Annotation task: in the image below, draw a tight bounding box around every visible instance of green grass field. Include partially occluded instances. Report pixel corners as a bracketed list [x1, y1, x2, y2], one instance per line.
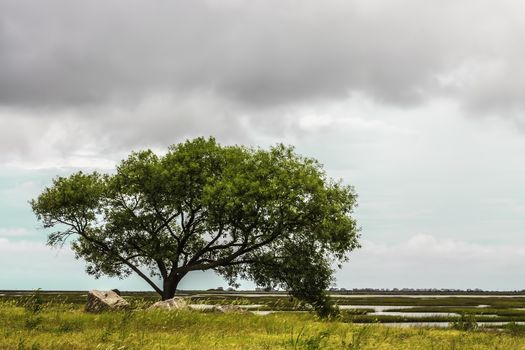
[3, 291, 525, 349]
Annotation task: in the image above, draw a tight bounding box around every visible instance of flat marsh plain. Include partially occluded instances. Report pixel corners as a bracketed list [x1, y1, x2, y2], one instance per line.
[3, 291, 525, 349]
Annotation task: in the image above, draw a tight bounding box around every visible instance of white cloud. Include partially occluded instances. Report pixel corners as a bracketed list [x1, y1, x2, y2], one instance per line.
[362, 234, 525, 262]
[338, 234, 525, 290]
[0, 238, 75, 289]
[0, 228, 33, 238]
[0, 238, 153, 290]
[0, 237, 231, 291]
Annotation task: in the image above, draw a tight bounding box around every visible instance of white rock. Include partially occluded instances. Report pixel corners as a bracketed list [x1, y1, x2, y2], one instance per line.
[212, 304, 249, 314]
[148, 297, 188, 311]
[85, 289, 130, 313]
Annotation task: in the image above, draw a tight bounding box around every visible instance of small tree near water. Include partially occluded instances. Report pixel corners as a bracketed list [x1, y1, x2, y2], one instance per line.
[31, 137, 360, 316]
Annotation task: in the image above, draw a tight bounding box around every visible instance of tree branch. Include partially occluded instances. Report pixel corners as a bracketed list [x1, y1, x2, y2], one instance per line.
[176, 230, 281, 274]
[70, 226, 163, 295]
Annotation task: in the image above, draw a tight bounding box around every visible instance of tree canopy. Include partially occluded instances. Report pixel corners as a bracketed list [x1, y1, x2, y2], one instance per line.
[31, 137, 360, 316]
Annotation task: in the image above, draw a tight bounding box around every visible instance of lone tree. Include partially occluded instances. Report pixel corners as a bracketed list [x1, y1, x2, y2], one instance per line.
[31, 137, 359, 316]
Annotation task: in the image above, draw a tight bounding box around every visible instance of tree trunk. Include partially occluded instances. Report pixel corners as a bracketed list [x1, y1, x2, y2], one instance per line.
[161, 275, 181, 300]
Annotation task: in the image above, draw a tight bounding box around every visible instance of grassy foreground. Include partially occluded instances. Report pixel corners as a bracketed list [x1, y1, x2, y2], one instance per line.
[3, 302, 525, 350]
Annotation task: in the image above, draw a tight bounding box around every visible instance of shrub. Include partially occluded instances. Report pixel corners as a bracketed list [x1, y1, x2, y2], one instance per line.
[21, 289, 44, 314]
[506, 322, 525, 336]
[450, 313, 478, 331]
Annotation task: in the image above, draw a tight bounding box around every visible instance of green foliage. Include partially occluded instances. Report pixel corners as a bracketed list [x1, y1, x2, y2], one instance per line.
[55, 321, 80, 333]
[343, 325, 372, 350]
[21, 289, 44, 314]
[24, 315, 43, 330]
[450, 313, 478, 331]
[304, 330, 330, 350]
[505, 322, 525, 337]
[289, 327, 330, 350]
[31, 137, 360, 315]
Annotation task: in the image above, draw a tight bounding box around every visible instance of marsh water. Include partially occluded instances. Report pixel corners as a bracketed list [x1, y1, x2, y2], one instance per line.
[250, 304, 497, 316]
[3, 291, 525, 329]
[381, 321, 525, 328]
[244, 298, 525, 328]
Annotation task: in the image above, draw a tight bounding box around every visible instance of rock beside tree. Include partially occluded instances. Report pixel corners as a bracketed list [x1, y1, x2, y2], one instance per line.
[211, 304, 249, 314]
[148, 297, 188, 311]
[147, 298, 248, 313]
[85, 290, 130, 313]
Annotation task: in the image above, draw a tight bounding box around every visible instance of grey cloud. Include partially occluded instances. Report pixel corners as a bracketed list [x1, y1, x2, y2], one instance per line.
[459, 58, 525, 122]
[1, 0, 510, 110]
[338, 234, 525, 290]
[2, 0, 525, 166]
[0, 91, 255, 165]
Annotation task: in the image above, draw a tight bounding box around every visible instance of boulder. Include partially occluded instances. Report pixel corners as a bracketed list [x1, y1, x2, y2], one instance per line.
[85, 289, 130, 313]
[212, 304, 249, 314]
[148, 297, 188, 311]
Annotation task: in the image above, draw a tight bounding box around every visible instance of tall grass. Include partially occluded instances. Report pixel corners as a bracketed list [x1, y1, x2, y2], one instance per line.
[2, 301, 525, 349]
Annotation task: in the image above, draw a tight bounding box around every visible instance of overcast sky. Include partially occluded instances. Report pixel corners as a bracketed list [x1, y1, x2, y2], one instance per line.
[2, 0, 525, 291]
